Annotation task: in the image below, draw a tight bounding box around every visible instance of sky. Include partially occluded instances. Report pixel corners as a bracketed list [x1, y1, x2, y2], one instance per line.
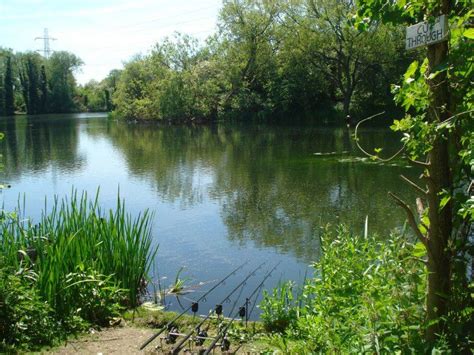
[0, 0, 222, 84]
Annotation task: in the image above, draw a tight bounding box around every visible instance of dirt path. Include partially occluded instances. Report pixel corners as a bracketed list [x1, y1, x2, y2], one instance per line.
[52, 326, 156, 354]
[50, 325, 264, 354]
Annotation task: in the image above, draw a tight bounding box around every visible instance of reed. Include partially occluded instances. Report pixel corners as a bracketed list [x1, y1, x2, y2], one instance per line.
[0, 190, 157, 320]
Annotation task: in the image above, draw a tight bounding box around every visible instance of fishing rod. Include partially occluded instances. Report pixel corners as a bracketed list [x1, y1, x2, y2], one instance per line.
[203, 262, 281, 355]
[140, 261, 248, 350]
[171, 261, 266, 354]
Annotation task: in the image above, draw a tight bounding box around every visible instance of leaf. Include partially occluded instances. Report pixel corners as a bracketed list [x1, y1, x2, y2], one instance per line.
[439, 195, 451, 210]
[404, 61, 418, 82]
[412, 242, 426, 258]
[463, 28, 474, 39]
[141, 302, 164, 312]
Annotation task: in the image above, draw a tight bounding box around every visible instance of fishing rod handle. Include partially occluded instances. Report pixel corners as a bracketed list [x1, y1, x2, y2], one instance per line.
[140, 261, 247, 350]
[171, 315, 208, 354]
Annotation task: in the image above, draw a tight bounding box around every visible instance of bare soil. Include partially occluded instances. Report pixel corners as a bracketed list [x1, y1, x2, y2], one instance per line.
[51, 325, 155, 354]
[49, 322, 267, 354]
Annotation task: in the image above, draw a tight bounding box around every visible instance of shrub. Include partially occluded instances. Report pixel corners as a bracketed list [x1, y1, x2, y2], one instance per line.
[261, 227, 426, 353]
[0, 264, 57, 351]
[62, 265, 126, 327]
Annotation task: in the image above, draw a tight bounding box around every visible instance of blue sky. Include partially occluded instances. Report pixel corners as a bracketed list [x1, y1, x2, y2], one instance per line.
[0, 0, 222, 83]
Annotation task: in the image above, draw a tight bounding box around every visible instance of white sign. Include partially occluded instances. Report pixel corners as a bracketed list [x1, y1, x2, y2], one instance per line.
[406, 15, 448, 50]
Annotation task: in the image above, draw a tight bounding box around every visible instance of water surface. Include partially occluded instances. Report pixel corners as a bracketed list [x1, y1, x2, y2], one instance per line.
[0, 113, 417, 318]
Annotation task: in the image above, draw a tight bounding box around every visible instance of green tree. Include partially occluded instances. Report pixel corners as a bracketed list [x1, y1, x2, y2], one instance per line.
[285, 0, 405, 116]
[78, 80, 107, 112]
[4, 56, 14, 116]
[47, 51, 83, 113]
[113, 55, 164, 120]
[218, 0, 280, 116]
[357, 0, 473, 347]
[39, 65, 48, 113]
[18, 53, 44, 114]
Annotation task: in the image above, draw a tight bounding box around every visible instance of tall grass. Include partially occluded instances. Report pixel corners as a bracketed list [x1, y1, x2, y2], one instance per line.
[0, 190, 157, 320]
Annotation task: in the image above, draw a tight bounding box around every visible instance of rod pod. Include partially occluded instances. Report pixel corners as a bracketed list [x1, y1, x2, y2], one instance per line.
[171, 262, 266, 354]
[140, 261, 248, 350]
[203, 262, 280, 355]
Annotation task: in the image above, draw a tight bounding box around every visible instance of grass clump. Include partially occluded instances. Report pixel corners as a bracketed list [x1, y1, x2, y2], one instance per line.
[260, 226, 426, 353]
[0, 191, 157, 351]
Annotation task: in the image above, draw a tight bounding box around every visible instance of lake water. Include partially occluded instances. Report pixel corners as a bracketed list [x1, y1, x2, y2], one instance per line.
[0, 113, 417, 318]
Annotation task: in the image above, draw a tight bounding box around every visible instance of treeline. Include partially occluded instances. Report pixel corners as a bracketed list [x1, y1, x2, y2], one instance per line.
[78, 69, 121, 112]
[0, 49, 117, 115]
[112, 0, 415, 122]
[0, 49, 80, 115]
[1, 0, 416, 120]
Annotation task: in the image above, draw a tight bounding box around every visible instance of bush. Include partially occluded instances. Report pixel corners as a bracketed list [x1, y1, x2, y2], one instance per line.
[261, 227, 426, 353]
[62, 266, 126, 327]
[0, 265, 57, 351]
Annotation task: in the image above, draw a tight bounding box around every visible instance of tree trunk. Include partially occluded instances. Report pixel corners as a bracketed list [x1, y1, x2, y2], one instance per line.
[342, 95, 350, 116]
[424, 0, 452, 343]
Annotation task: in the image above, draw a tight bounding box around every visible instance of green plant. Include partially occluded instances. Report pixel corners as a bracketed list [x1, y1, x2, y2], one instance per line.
[0, 263, 58, 352]
[1, 190, 156, 310]
[167, 267, 190, 295]
[356, 0, 473, 346]
[63, 265, 126, 326]
[261, 227, 426, 353]
[0, 190, 158, 350]
[260, 281, 299, 333]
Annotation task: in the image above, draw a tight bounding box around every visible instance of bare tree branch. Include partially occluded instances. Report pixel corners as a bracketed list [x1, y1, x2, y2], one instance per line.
[388, 192, 428, 246]
[436, 109, 474, 128]
[400, 174, 428, 195]
[415, 197, 429, 230]
[354, 111, 406, 162]
[408, 158, 430, 168]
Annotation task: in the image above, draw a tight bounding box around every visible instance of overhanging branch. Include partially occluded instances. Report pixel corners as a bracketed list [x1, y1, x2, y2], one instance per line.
[354, 111, 406, 162]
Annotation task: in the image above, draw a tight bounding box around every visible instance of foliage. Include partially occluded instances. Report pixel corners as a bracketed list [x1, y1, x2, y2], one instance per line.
[260, 281, 298, 333]
[0, 191, 158, 350]
[167, 266, 190, 295]
[77, 69, 121, 112]
[62, 266, 126, 327]
[356, 0, 473, 347]
[260, 227, 427, 353]
[0, 49, 83, 115]
[0, 262, 58, 352]
[3, 55, 14, 116]
[111, 0, 409, 122]
[286, 0, 408, 116]
[47, 51, 83, 113]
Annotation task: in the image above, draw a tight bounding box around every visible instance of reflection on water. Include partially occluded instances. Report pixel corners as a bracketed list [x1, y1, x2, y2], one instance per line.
[0, 113, 417, 317]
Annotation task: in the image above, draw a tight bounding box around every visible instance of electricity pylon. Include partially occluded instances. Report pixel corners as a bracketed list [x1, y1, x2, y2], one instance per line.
[35, 28, 57, 58]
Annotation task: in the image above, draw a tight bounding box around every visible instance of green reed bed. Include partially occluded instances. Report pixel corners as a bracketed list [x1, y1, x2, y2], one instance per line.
[0, 191, 157, 350]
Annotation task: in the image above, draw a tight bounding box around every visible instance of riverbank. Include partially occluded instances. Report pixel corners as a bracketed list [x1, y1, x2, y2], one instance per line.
[0, 191, 157, 353]
[50, 307, 270, 354]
